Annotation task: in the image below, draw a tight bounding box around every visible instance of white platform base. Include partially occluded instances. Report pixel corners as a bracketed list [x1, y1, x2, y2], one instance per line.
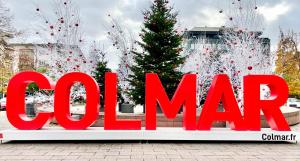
[0, 128, 299, 142]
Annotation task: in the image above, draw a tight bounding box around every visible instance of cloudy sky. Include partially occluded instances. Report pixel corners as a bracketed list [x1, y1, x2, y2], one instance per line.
[4, 0, 300, 69]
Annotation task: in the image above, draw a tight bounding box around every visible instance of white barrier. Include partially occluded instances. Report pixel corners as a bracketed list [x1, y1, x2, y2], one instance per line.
[0, 128, 299, 143]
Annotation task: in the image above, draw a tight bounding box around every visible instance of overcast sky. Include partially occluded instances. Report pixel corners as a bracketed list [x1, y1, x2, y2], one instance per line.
[4, 0, 300, 69]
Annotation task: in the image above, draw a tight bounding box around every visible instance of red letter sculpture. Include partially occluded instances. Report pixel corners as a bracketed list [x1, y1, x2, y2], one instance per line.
[104, 73, 141, 130]
[6, 72, 54, 130]
[145, 74, 197, 130]
[197, 75, 245, 131]
[244, 75, 290, 131]
[54, 72, 99, 130]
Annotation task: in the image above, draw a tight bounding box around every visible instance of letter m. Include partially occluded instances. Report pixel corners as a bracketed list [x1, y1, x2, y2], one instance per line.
[145, 74, 196, 130]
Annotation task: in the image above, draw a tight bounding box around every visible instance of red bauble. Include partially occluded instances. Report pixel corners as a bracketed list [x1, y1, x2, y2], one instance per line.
[50, 25, 54, 29]
[248, 66, 253, 71]
[75, 23, 79, 27]
[36, 8, 40, 12]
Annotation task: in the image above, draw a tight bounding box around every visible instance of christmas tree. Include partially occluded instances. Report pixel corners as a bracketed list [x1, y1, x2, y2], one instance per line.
[129, 0, 184, 105]
[91, 42, 112, 108]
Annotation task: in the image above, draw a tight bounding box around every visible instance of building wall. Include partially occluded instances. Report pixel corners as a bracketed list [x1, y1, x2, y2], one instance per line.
[185, 27, 271, 54]
[9, 43, 88, 75]
[9, 44, 36, 73]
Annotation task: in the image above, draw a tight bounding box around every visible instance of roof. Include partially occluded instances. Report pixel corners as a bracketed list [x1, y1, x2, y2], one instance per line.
[9, 43, 81, 49]
[186, 27, 264, 37]
[189, 27, 223, 32]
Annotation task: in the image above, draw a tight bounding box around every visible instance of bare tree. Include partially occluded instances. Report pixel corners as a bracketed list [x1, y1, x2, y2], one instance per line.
[106, 15, 137, 103]
[182, 0, 274, 108]
[0, 0, 15, 97]
[33, 0, 90, 105]
[219, 0, 274, 110]
[34, 0, 87, 80]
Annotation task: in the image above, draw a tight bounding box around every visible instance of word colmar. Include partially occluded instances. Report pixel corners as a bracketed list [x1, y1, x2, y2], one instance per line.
[6, 72, 291, 131]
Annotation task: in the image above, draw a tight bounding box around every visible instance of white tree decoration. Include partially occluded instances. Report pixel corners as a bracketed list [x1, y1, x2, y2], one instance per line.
[220, 0, 274, 108]
[106, 15, 136, 103]
[87, 41, 107, 73]
[33, 0, 89, 105]
[181, 39, 223, 106]
[222, 0, 262, 32]
[34, 0, 88, 81]
[182, 0, 274, 109]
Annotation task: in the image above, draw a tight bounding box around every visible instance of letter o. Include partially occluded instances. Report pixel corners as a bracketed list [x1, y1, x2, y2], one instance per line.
[54, 72, 100, 130]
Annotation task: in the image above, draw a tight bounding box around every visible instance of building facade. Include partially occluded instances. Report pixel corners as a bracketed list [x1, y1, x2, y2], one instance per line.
[8, 43, 87, 74]
[184, 27, 271, 54]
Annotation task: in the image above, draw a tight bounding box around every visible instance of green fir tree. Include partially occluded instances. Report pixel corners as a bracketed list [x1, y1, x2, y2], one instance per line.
[129, 0, 184, 105]
[93, 61, 111, 107]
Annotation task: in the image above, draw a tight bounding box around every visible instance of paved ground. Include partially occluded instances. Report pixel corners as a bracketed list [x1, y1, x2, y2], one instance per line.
[0, 112, 299, 161]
